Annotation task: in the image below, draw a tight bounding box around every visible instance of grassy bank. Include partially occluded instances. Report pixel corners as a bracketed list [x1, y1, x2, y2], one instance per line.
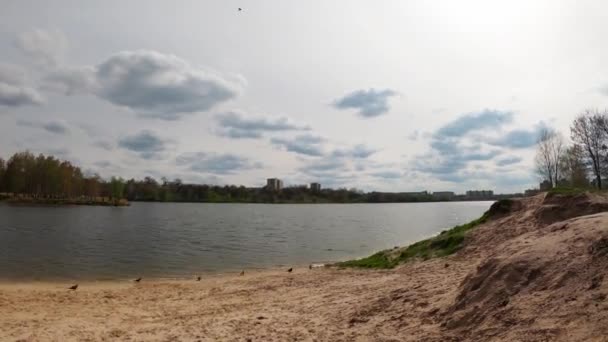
[338, 199, 513, 269]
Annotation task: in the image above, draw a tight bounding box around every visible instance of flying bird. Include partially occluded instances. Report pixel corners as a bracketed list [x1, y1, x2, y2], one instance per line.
[68, 284, 78, 290]
[238, 8, 242, 11]
[134, 277, 142, 283]
[287, 268, 293, 273]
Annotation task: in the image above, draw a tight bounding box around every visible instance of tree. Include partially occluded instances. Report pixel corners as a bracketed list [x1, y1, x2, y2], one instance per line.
[4, 151, 32, 193]
[84, 174, 101, 199]
[141, 176, 159, 200]
[571, 110, 608, 189]
[560, 144, 589, 188]
[599, 113, 608, 176]
[600, 113, 608, 135]
[535, 128, 564, 188]
[110, 177, 125, 201]
[0, 158, 5, 192]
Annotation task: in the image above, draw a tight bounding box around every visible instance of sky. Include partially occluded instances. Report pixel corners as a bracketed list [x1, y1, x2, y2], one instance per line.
[1, 0, 608, 193]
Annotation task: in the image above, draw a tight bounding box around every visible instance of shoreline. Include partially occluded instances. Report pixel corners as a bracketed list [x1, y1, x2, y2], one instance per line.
[0, 262, 336, 285]
[0, 266, 307, 287]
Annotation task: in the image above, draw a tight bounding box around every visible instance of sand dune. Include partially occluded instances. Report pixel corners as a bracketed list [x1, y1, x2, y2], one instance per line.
[1, 192, 608, 341]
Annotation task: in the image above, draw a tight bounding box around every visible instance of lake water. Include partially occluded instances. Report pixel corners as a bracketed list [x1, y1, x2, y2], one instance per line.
[0, 201, 491, 280]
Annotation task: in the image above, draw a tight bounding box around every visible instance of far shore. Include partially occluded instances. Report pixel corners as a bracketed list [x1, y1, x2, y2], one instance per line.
[0, 193, 129, 206]
[0, 196, 497, 206]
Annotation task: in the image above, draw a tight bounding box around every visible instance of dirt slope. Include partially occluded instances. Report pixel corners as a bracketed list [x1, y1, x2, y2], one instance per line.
[444, 212, 608, 341]
[345, 192, 608, 341]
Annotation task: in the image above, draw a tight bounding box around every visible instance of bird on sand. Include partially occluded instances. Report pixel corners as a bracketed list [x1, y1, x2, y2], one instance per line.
[240, 270, 245, 276]
[238, 8, 242, 11]
[309, 264, 312, 270]
[68, 284, 78, 290]
[287, 268, 293, 273]
[196, 276, 201, 281]
[134, 277, 142, 282]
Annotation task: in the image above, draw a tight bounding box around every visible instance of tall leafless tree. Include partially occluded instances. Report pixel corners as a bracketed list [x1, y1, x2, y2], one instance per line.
[535, 127, 564, 188]
[570, 109, 607, 189]
[559, 144, 589, 188]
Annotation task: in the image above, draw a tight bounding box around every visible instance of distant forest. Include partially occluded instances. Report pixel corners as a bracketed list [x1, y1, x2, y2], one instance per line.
[0, 151, 452, 204]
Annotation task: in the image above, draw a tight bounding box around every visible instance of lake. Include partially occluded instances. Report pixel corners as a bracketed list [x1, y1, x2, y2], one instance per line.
[0, 201, 491, 280]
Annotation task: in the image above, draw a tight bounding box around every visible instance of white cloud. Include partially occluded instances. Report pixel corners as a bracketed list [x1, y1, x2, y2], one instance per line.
[14, 28, 68, 67]
[333, 88, 397, 117]
[94, 50, 243, 119]
[16, 119, 70, 135]
[0, 83, 43, 107]
[331, 144, 377, 159]
[0, 63, 43, 107]
[42, 66, 97, 95]
[176, 152, 262, 175]
[37, 49, 244, 120]
[215, 111, 310, 139]
[271, 134, 325, 157]
[118, 130, 174, 159]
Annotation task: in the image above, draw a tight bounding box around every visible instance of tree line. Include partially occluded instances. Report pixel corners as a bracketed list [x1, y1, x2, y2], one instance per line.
[122, 178, 369, 203]
[0, 151, 125, 201]
[0, 151, 453, 204]
[536, 109, 608, 189]
[0, 151, 364, 203]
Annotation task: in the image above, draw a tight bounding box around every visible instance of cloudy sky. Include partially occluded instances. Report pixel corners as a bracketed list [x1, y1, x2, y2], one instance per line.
[1, 0, 608, 193]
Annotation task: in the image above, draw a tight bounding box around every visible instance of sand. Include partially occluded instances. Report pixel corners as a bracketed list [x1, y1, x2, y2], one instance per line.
[1, 192, 608, 341]
[0, 262, 468, 342]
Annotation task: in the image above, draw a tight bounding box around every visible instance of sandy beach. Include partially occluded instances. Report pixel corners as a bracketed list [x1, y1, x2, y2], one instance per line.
[2, 193, 608, 341]
[0, 260, 473, 342]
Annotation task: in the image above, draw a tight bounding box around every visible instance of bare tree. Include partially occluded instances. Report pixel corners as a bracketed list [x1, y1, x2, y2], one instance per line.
[535, 127, 564, 188]
[570, 109, 607, 189]
[559, 144, 589, 188]
[600, 113, 608, 182]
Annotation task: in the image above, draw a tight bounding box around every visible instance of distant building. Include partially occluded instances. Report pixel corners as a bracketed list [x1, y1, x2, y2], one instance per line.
[466, 190, 494, 199]
[403, 191, 428, 197]
[432, 191, 455, 199]
[266, 178, 283, 191]
[310, 182, 321, 192]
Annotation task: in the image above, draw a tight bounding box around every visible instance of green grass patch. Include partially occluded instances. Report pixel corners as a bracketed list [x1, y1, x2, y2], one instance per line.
[337, 251, 396, 269]
[337, 199, 513, 269]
